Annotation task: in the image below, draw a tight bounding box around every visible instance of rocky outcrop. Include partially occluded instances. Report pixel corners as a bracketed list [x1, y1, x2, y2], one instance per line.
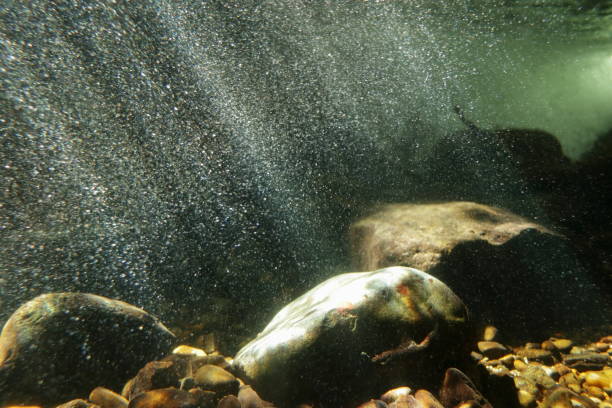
[0, 293, 175, 405]
[349, 201, 607, 336]
[233, 267, 470, 406]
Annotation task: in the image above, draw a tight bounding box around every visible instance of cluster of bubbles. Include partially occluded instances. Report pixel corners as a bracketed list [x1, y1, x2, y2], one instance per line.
[1, 0, 610, 324]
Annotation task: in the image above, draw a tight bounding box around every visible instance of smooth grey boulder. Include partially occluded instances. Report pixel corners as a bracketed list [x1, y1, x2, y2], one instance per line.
[233, 267, 469, 406]
[0, 293, 175, 405]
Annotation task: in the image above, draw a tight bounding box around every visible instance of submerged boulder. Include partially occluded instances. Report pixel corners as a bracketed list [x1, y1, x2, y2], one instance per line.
[233, 267, 469, 406]
[348, 201, 607, 336]
[0, 293, 175, 405]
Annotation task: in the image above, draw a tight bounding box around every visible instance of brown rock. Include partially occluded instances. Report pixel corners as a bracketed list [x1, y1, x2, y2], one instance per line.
[356, 400, 388, 408]
[380, 387, 412, 404]
[127, 388, 200, 408]
[551, 339, 573, 352]
[414, 390, 444, 408]
[122, 359, 183, 400]
[348, 201, 598, 335]
[439, 368, 492, 408]
[516, 348, 554, 365]
[89, 387, 128, 408]
[564, 353, 609, 371]
[56, 400, 99, 408]
[583, 368, 612, 392]
[237, 385, 275, 408]
[538, 387, 597, 408]
[217, 395, 241, 408]
[521, 366, 556, 389]
[194, 365, 239, 396]
[483, 326, 498, 342]
[478, 341, 510, 360]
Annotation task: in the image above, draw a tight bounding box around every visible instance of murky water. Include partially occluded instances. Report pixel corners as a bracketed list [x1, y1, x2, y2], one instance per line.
[1, 0, 611, 341]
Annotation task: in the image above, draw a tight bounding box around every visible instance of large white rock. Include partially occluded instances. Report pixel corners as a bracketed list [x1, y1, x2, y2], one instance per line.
[233, 266, 469, 406]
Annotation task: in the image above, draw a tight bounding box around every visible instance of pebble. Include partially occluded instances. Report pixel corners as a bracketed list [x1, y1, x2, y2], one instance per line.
[521, 365, 557, 389]
[582, 368, 612, 392]
[564, 353, 609, 371]
[380, 387, 412, 404]
[414, 390, 444, 408]
[483, 326, 498, 342]
[56, 401, 97, 408]
[551, 339, 574, 352]
[217, 395, 241, 408]
[517, 388, 536, 408]
[357, 400, 388, 408]
[470, 351, 484, 361]
[194, 364, 239, 396]
[516, 348, 554, 365]
[514, 359, 528, 370]
[477, 341, 510, 359]
[173, 345, 207, 357]
[127, 388, 201, 408]
[237, 385, 274, 408]
[89, 387, 128, 408]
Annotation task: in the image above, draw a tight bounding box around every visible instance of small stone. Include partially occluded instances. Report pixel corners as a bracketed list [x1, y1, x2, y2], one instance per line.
[122, 360, 182, 400]
[127, 388, 200, 408]
[414, 390, 444, 408]
[525, 343, 540, 350]
[553, 363, 571, 377]
[514, 360, 528, 371]
[583, 368, 612, 392]
[380, 387, 412, 404]
[477, 341, 509, 360]
[56, 401, 98, 408]
[521, 366, 556, 389]
[194, 364, 239, 396]
[599, 336, 612, 344]
[483, 326, 498, 342]
[564, 353, 608, 371]
[583, 385, 606, 400]
[516, 348, 554, 365]
[187, 389, 216, 408]
[173, 345, 207, 357]
[356, 400, 388, 408]
[542, 340, 557, 351]
[470, 351, 484, 361]
[89, 387, 128, 408]
[499, 354, 515, 368]
[237, 385, 275, 408]
[517, 389, 536, 408]
[551, 339, 573, 352]
[590, 343, 610, 353]
[216, 395, 241, 408]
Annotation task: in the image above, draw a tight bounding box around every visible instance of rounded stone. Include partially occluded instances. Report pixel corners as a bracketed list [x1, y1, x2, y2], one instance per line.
[483, 326, 498, 342]
[0, 293, 175, 406]
[516, 348, 554, 365]
[517, 389, 536, 408]
[127, 388, 200, 408]
[380, 387, 412, 404]
[233, 267, 468, 406]
[89, 387, 128, 408]
[216, 395, 241, 408]
[551, 339, 573, 352]
[583, 368, 612, 392]
[173, 345, 207, 357]
[194, 364, 239, 396]
[477, 341, 510, 360]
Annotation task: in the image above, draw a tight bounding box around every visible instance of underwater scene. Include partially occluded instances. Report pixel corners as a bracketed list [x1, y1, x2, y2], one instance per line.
[1, 0, 611, 407]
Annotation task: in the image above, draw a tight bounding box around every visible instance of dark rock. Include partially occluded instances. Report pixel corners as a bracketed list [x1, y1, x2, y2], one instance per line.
[516, 348, 555, 365]
[56, 399, 100, 408]
[348, 201, 606, 336]
[564, 352, 609, 371]
[127, 388, 200, 408]
[0, 293, 175, 406]
[477, 341, 509, 360]
[233, 267, 469, 407]
[122, 359, 184, 400]
[194, 364, 239, 396]
[439, 368, 492, 408]
[217, 395, 241, 408]
[89, 387, 128, 408]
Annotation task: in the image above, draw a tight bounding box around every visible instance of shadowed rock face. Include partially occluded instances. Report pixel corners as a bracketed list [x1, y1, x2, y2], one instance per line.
[0, 293, 175, 406]
[233, 267, 470, 407]
[348, 201, 609, 337]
